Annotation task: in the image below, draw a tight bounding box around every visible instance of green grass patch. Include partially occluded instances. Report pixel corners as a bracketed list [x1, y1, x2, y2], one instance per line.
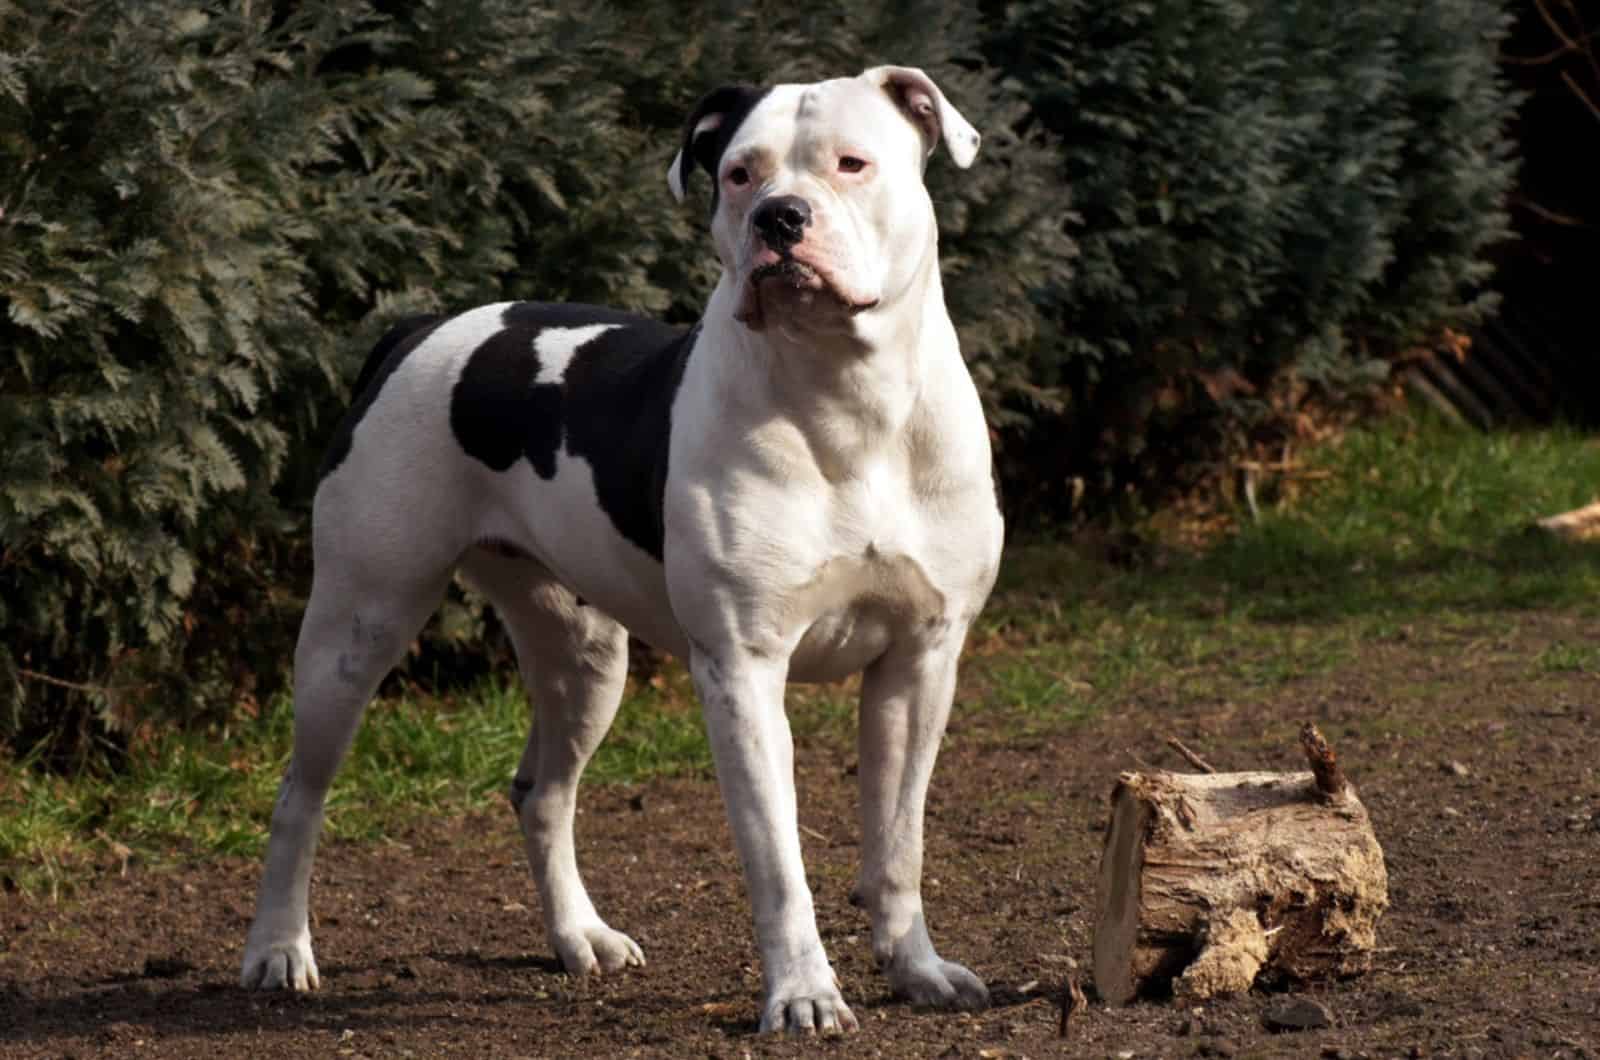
[1535, 641, 1600, 674]
[5, 414, 1598, 893]
[1199, 417, 1600, 619]
[960, 415, 1600, 726]
[0, 676, 723, 896]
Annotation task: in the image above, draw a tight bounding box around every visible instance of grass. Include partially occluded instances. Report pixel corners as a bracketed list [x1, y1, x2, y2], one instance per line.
[4, 414, 1598, 894]
[0, 677, 716, 898]
[967, 416, 1600, 723]
[1535, 641, 1600, 673]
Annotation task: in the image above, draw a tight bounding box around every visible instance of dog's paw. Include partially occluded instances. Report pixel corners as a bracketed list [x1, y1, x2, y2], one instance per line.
[553, 921, 645, 976]
[240, 934, 320, 992]
[759, 989, 859, 1035]
[888, 954, 989, 1011]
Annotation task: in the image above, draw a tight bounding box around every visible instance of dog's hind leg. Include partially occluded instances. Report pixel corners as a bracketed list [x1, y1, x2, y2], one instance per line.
[240, 546, 453, 991]
[460, 551, 644, 976]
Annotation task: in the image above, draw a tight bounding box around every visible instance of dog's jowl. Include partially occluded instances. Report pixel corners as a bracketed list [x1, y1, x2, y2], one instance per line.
[241, 65, 1003, 1035]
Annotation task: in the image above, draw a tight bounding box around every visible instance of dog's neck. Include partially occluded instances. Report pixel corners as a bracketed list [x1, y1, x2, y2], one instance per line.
[702, 250, 950, 480]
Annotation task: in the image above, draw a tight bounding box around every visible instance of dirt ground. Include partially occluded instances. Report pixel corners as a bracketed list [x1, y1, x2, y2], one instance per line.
[3, 611, 1598, 1058]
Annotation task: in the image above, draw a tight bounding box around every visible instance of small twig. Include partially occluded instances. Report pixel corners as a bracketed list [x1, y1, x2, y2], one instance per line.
[1236, 459, 1334, 479]
[16, 667, 106, 696]
[1299, 722, 1347, 799]
[1560, 69, 1600, 124]
[1241, 465, 1260, 523]
[1512, 194, 1593, 228]
[1535, 0, 1586, 55]
[798, 824, 831, 845]
[1503, 42, 1580, 66]
[1166, 736, 1217, 774]
[1058, 973, 1086, 1038]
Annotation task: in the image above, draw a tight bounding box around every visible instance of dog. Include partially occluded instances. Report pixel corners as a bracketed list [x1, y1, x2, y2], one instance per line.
[240, 65, 1003, 1035]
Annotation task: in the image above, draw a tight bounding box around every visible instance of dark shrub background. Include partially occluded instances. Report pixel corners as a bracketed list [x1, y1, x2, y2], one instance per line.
[0, 0, 1514, 758]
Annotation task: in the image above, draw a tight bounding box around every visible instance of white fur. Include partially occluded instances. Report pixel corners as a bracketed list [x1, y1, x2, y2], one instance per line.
[241, 67, 1001, 1037]
[534, 323, 619, 384]
[860, 66, 981, 169]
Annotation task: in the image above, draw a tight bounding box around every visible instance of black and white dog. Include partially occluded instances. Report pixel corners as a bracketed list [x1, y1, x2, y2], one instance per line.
[241, 65, 1003, 1035]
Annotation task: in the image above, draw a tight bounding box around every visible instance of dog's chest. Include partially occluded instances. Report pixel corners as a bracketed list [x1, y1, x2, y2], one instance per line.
[751, 466, 996, 683]
[785, 543, 948, 681]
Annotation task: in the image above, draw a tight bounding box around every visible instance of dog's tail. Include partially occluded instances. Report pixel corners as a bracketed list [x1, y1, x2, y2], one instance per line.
[349, 314, 443, 402]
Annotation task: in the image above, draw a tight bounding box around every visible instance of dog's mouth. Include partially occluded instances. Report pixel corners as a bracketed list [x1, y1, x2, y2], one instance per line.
[751, 258, 823, 290]
[736, 253, 878, 332]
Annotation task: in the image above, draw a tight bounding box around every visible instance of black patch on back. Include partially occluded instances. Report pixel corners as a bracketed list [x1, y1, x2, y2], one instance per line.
[449, 303, 698, 561]
[563, 320, 699, 561]
[450, 317, 562, 476]
[676, 83, 772, 215]
[319, 314, 444, 480]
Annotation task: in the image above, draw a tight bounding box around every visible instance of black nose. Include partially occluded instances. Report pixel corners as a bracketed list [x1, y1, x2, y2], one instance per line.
[752, 195, 812, 250]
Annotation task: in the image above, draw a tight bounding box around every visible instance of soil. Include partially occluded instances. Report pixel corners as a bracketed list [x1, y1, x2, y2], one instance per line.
[3, 611, 1598, 1058]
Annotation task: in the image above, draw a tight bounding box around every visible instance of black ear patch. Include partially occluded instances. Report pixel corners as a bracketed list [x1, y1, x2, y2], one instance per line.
[675, 83, 771, 204]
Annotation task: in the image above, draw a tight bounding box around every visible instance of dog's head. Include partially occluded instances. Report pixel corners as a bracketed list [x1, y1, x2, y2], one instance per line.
[667, 67, 979, 335]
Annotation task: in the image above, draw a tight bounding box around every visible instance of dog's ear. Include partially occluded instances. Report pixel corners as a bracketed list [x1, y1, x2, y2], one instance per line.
[667, 83, 771, 203]
[861, 66, 980, 169]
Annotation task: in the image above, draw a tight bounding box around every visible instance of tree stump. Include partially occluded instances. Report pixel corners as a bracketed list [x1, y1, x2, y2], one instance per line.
[1092, 726, 1388, 1003]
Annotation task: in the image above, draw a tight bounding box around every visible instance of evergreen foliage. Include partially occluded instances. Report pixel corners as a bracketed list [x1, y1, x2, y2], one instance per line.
[0, 0, 1515, 758]
[987, 0, 1515, 515]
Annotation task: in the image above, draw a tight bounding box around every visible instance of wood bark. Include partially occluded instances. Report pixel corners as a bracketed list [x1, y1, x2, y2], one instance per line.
[1536, 500, 1600, 542]
[1092, 766, 1388, 1004]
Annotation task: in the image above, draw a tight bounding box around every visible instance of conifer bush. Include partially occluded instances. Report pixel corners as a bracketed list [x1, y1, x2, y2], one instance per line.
[986, 0, 1515, 516]
[0, 0, 681, 754]
[0, 0, 1514, 758]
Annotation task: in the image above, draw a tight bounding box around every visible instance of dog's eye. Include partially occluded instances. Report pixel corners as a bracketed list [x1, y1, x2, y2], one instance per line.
[726, 166, 750, 186]
[838, 156, 868, 174]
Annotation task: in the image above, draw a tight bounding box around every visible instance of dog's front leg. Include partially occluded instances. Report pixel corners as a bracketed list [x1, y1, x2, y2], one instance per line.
[691, 646, 858, 1035]
[856, 630, 989, 1010]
